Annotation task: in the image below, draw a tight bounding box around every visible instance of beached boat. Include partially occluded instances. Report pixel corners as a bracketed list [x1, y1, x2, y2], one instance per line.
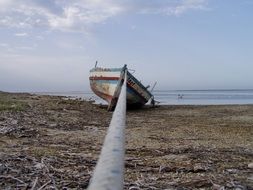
[89, 64, 154, 110]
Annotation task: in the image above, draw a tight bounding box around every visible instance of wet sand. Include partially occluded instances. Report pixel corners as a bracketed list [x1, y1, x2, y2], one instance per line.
[0, 92, 252, 189]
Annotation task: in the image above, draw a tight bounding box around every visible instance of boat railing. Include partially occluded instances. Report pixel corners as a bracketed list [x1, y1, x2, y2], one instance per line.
[88, 71, 127, 190]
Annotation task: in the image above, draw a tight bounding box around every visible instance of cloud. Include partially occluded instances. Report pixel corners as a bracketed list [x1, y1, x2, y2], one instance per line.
[0, 0, 13, 11]
[170, 0, 209, 15]
[14, 32, 28, 37]
[46, 1, 123, 32]
[138, 0, 208, 16]
[0, 43, 9, 47]
[0, 0, 208, 32]
[16, 46, 36, 50]
[0, 0, 124, 32]
[35, 35, 44, 40]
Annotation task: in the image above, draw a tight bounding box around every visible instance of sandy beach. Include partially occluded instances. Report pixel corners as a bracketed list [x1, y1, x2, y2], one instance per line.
[0, 92, 252, 189]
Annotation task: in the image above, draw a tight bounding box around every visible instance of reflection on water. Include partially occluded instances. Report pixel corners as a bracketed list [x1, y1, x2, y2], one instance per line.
[36, 89, 253, 105]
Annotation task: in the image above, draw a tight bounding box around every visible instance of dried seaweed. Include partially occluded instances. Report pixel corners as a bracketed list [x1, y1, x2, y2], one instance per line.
[0, 92, 252, 189]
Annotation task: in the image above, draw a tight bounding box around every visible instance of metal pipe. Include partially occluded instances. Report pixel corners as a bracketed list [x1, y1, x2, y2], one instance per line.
[88, 70, 127, 190]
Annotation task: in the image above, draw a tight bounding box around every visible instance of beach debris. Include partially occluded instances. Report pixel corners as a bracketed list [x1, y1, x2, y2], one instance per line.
[0, 92, 252, 189]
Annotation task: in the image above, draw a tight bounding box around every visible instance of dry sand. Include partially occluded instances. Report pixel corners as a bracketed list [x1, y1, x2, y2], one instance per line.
[0, 92, 252, 189]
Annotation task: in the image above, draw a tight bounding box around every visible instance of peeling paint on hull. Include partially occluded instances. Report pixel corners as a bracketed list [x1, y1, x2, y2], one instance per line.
[89, 65, 153, 111]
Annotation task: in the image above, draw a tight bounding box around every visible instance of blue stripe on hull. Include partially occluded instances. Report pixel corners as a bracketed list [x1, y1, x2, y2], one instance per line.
[92, 80, 118, 85]
[90, 68, 122, 72]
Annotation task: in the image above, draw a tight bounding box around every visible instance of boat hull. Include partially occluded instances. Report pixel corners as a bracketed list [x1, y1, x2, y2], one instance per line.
[89, 65, 153, 110]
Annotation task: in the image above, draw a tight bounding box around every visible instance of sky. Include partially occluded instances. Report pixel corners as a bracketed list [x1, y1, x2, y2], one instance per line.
[0, 0, 253, 92]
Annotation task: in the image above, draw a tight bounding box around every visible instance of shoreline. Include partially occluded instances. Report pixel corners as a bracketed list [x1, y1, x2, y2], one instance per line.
[5, 89, 253, 106]
[0, 92, 252, 189]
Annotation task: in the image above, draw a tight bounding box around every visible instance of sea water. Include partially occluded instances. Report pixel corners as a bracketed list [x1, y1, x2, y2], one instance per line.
[153, 89, 253, 105]
[38, 89, 253, 105]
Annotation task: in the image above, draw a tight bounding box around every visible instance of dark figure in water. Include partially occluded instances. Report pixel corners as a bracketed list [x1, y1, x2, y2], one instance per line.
[178, 94, 183, 99]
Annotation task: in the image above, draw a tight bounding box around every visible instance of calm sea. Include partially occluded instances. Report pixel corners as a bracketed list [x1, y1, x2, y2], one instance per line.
[37, 89, 253, 105]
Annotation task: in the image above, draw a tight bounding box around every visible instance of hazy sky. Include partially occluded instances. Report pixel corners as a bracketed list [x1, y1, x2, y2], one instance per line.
[0, 0, 252, 92]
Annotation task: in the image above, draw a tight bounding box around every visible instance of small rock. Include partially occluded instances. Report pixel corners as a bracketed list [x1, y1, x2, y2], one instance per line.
[248, 163, 253, 169]
[212, 183, 224, 190]
[11, 119, 18, 125]
[49, 123, 57, 127]
[234, 185, 245, 190]
[11, 104, 16, 108]
[193, 164, 207, 172]
[248, 175, 253, 182]
[0, 164, 6, 173]
[159, 166, 173, 173]
[34, 163, 46, 170]
[226, 168, 238, 174]
[39, 120, 47, 125]
[129, 186, 140, 190]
